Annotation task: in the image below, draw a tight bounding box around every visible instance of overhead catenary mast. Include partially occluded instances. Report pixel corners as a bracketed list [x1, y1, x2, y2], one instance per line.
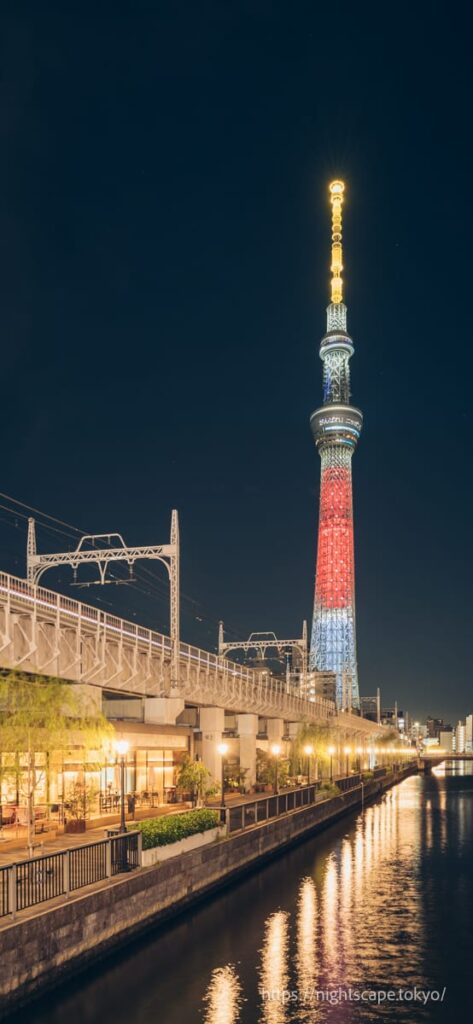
[309, 181, 363, 710]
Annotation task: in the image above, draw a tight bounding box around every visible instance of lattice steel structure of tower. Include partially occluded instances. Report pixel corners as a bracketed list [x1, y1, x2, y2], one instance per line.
[309, 181, 362, 710]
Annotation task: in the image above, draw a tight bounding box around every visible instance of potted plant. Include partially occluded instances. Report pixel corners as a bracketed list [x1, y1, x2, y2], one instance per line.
[64, 780, 98, 833]
[224, 763, 249, 794]
[175, 756, 218, 807]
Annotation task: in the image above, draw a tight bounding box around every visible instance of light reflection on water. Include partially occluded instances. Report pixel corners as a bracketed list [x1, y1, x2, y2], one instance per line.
[203, 966, 242, 1024]
[260, 912, 290, 1024]
[235, 777, 450, 1022]
[15, 770, 473, 1024]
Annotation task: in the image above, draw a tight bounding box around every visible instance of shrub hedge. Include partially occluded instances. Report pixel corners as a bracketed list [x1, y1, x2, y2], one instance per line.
[129, 808, 219, 850]
[318, 782, 341, 798]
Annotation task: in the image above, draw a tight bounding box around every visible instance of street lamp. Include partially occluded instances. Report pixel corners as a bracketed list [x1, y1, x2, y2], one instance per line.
[327, 745, 336, 782]
[303, 744, 314, 785]
[271, 744, 281, 795]
[344, 745, 352, 776]
[217, 742, 229, 822]
[115, 739, 129, 834]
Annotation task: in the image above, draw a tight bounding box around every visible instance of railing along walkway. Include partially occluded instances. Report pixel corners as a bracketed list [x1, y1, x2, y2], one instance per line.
[224, 765, 417, 834]
[226, 774, 363, 833]
[0, 831, 141, 921]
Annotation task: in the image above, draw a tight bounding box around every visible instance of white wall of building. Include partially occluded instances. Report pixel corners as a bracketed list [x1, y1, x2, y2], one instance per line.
[465, 714, 473, 752]
[456, 721, 465, 754]
[439, 731, 453, 753]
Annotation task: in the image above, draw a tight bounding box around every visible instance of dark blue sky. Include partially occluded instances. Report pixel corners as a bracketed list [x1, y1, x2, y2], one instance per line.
[0, 3, 471, 722]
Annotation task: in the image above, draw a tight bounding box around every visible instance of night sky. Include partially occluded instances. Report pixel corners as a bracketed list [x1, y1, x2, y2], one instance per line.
[0, 4, 471, 723]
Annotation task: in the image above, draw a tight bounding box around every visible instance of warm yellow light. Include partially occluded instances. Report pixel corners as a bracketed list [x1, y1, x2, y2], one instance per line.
[344, 745, 352, 755]
[329, 179, 345, 304]
[115, 739, 129, 757]
[327, 745, 336, 756]
[303, 744, 314, 756]
[356, 746, 363, 755]
[271, 743, 281, 757]
[217, 742, 229, 756]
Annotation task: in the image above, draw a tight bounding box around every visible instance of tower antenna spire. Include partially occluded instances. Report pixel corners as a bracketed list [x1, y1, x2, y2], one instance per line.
[329, 180, 344, 305]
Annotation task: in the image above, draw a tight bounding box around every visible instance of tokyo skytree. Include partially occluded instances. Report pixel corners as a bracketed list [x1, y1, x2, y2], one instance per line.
[309, 181, 362, 710]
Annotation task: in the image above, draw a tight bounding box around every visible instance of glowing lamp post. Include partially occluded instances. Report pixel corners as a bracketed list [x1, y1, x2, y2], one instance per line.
[303, 744, 314, 786]
[271, 744, 281, 795]
[344, 745, 352, 776]
[217, 742, 229, 822]
[356, 746, 363, 772]
[115, 739, 129, 834]
[327, 745, 336, 782]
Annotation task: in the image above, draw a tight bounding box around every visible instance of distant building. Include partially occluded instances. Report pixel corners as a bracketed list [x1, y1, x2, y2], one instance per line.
[381, 707, 406, 732]
[466, 714, 473, 752]
[361, 694, 380, 723]
[409, 721, 426, 743]
[302, 671, 337, 705]
[426, 716, 444, 739]
[456, 721, 466, 754]
[397, 711, 408, 735]
[439, 730, 454, 753]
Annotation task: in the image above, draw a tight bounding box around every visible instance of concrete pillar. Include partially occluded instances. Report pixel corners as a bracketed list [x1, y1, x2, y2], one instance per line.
[267, 718, 284, 746]
[237, 714, 259, 791]
[144, 698, 185, 725]
[200, 706, 225, 784]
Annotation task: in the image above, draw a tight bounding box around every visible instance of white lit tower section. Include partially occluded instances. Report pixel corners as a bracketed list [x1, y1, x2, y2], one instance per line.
[309, 181, 362, 710]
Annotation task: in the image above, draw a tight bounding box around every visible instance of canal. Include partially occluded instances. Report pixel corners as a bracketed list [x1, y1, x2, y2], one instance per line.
[11, 766, 473, 1023]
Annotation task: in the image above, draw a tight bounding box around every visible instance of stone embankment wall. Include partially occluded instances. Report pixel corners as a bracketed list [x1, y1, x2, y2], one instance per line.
[0, 767, 415, 1015]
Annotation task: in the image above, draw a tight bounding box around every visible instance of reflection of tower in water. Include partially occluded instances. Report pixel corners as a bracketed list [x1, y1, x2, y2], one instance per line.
[296, 877, 319, 1005]
[259, 911, 290, 1024]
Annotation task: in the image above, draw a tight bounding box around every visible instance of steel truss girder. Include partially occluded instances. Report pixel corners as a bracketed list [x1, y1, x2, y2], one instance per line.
[26, 511, 180, 694]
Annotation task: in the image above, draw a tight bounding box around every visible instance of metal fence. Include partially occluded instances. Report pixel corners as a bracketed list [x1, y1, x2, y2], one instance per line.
[225, 765, 416, 835]
[0, 831, 141, 920]
[227, 783, 321, 834]
[336, 773, 362, 793]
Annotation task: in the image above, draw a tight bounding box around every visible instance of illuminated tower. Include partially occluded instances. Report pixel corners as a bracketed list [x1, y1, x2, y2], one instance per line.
[309, 181, 362, 710]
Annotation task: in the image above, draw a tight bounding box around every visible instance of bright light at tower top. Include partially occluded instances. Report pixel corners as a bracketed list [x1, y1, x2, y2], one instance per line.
[329, 179, 345, 305]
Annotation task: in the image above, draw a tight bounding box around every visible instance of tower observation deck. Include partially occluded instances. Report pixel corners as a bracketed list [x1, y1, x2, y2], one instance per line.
[309, 181, 362, 710]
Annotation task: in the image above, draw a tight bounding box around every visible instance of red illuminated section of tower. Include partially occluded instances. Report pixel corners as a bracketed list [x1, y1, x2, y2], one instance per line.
[315, 465, 354, 608]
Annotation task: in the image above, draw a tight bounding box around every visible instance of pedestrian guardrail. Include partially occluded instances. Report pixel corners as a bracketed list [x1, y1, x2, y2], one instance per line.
[225, 764, 417, 835]
[336, 773, 362, 793]
[0, 831, 141, 920]
[226, 783, 320, 833]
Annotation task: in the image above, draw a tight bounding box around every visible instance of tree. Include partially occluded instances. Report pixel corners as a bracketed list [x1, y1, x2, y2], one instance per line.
[291, 721, 339, 779]
[0, 672, 113, 853]
[175, 756, 218, 807]
[256, 748, 290, 790]
[64, 780, 100, 822]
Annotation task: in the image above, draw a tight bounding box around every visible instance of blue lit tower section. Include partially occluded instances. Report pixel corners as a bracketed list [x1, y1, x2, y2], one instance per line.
[309, 181, 362, 710]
